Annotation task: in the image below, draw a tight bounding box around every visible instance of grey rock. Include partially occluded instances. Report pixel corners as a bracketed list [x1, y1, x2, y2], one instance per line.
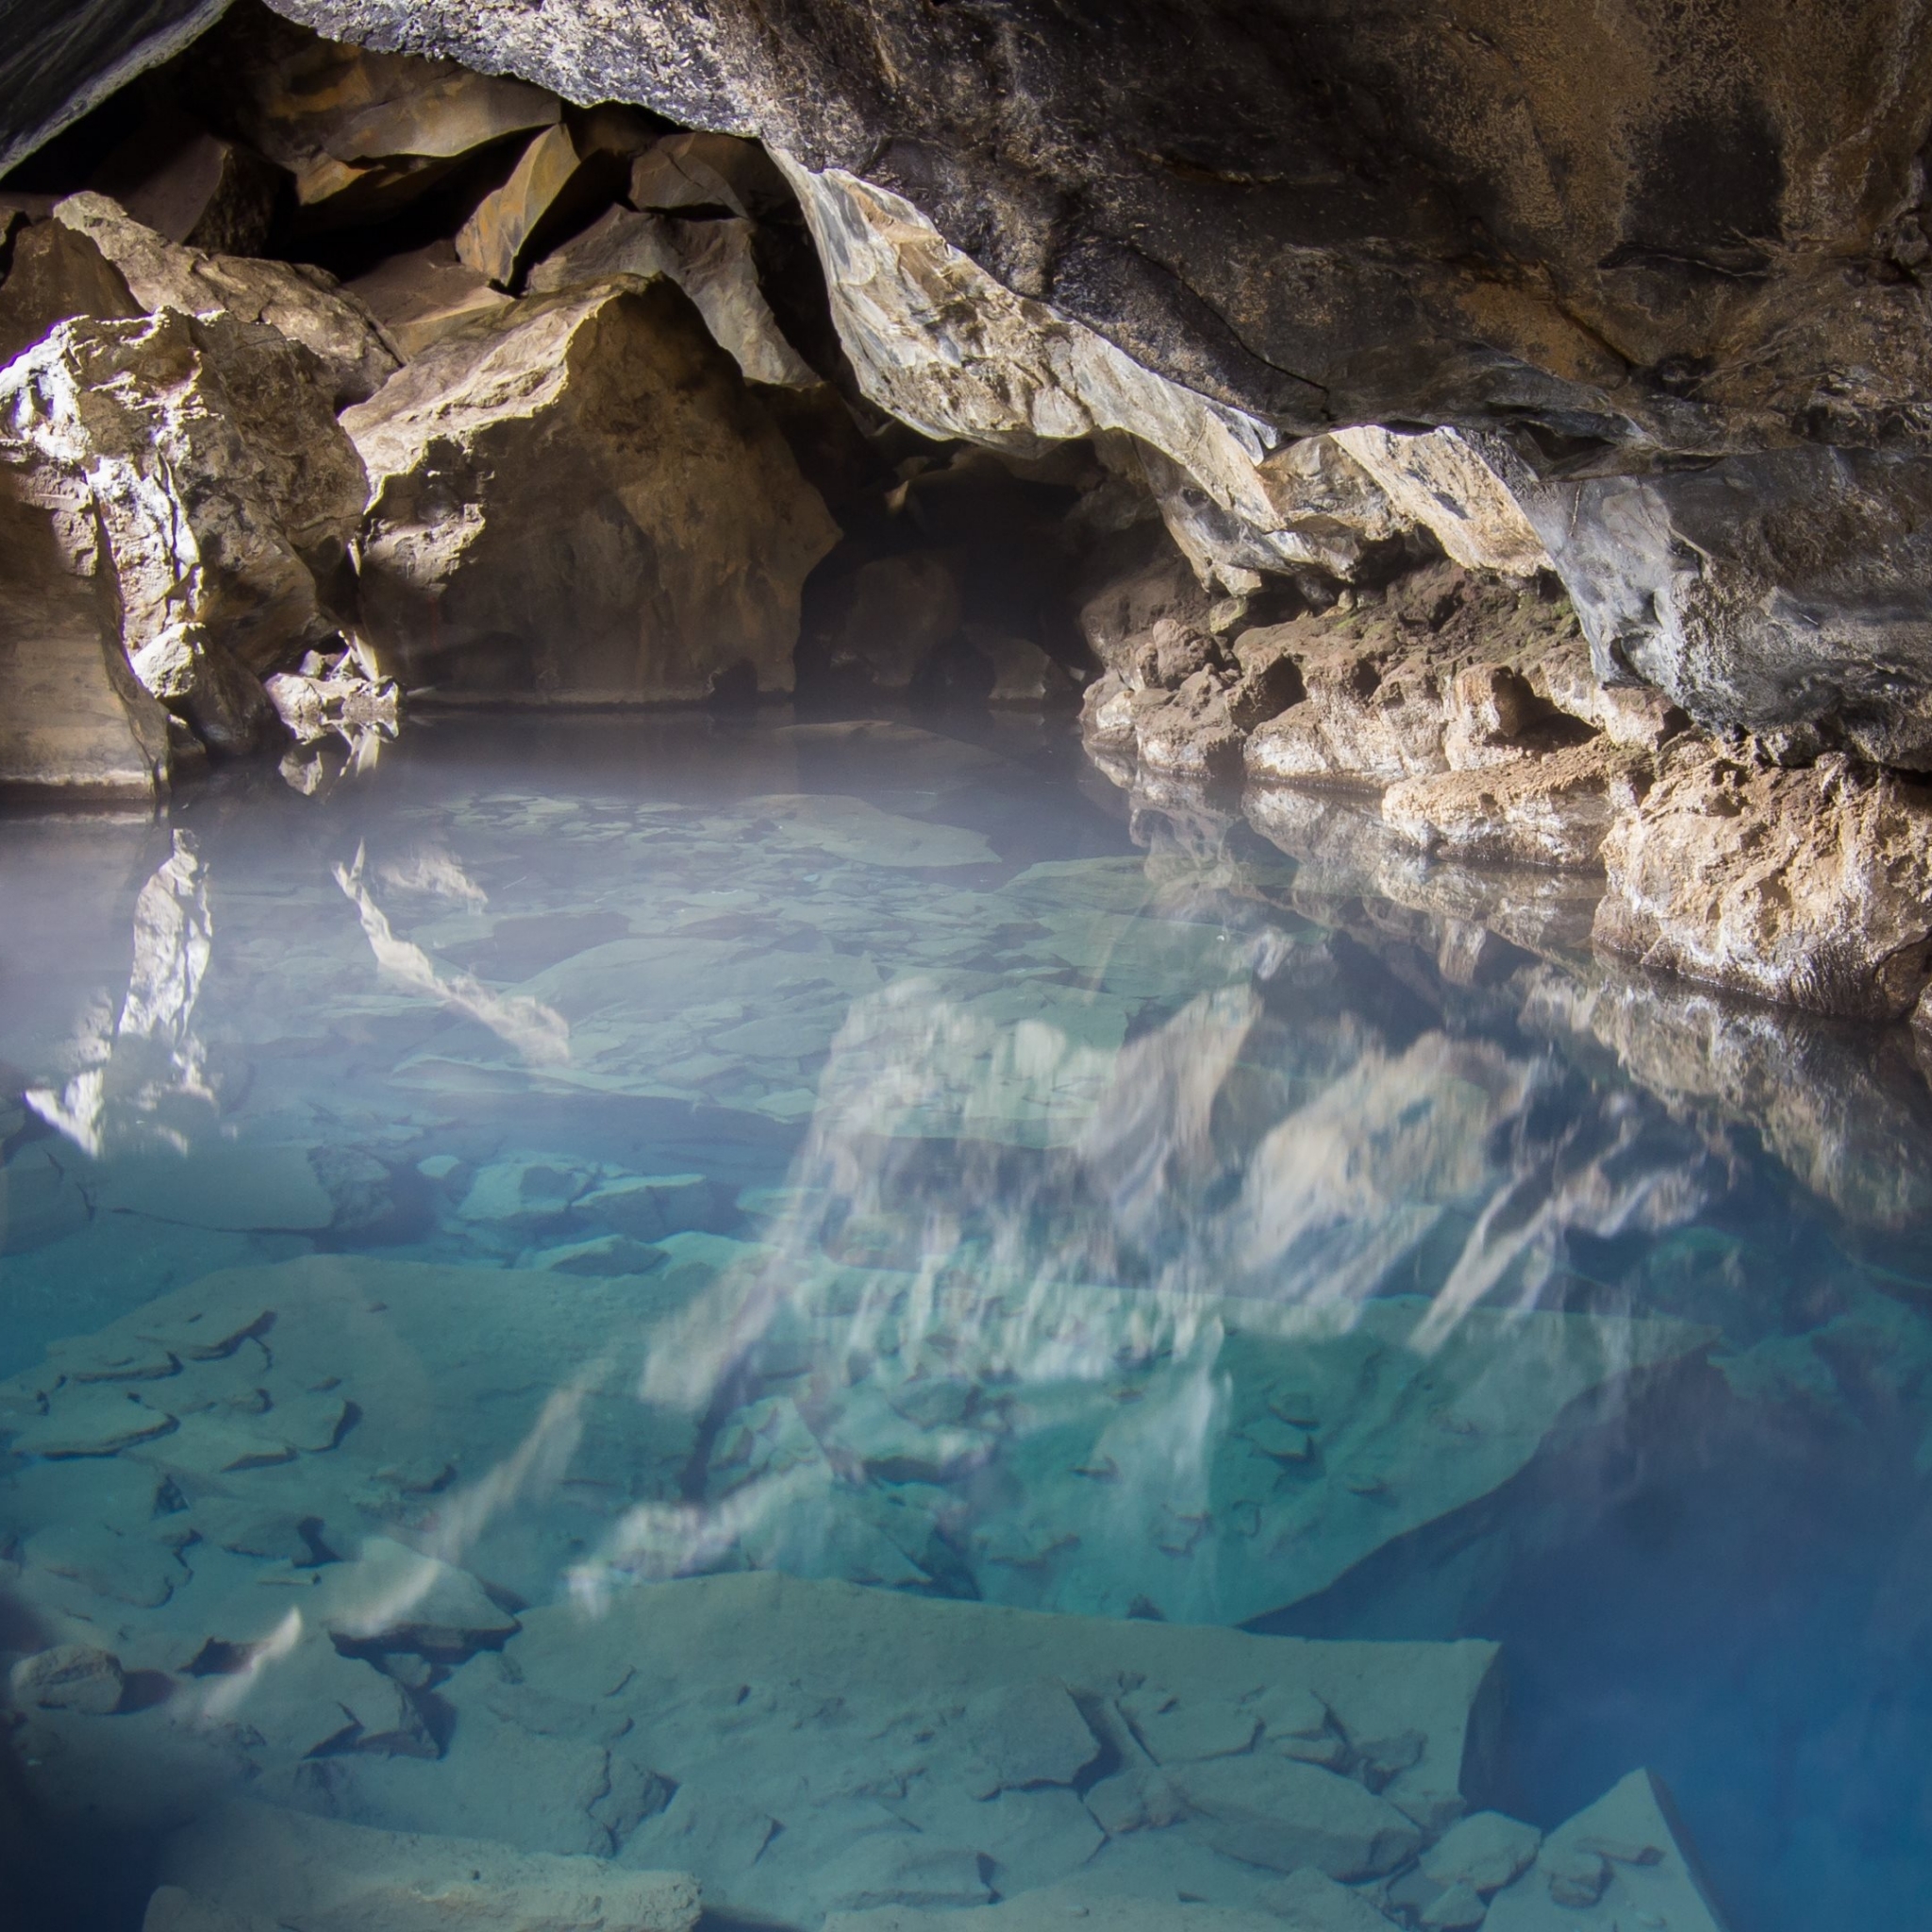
[9, 1642, 125, 1714]
[1173, 1756, 1423, 1879]
[0, 1, 229, 177]
[1522, 448, 1932, 771]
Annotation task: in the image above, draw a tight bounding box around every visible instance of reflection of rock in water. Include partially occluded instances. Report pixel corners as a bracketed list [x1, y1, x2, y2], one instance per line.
[601, 931, 1721, 1626]
[25, 830, 218, 1158]
[1113, 755, 1932, 1232]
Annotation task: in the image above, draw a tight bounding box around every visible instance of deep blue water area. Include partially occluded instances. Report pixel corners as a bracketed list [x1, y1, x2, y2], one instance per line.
[2, 714, 1929, 1932]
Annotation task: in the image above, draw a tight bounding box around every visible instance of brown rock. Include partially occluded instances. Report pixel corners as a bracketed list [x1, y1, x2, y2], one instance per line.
[629, 132, 794, 221]
[344, 281, 839, 703]
[54, 192, 400, 408]
[0, 308, 368, 677]
[1134, 668, 1247, 777]
[0, 442, 174, 798]
[528, 207, 818, 387]
[179, 12, 560, 230]
[1593, 747, 1932, 1019]
[1532, 637, 1688, 753]
[1242, 569, 1586, 788]
[968, 627, 1077, 707]
[1383, 741, 1655, 870]
[344, 242, 511, 360]
[1077, 541, 1212, 683]
[0, 217, 142, 367]
[455, 123, 587, 288]
[1080, 671, 1169, 750]
[92, 108, 284, 256]
[129, 624, 278, 757]
[806, 553, 963, 691]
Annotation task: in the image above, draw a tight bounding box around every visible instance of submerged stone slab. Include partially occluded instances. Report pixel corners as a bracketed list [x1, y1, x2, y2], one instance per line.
[159, 1804, 701, 1931]
[1484, 1771, 1731, 1932]
[344, 281, 839, 704]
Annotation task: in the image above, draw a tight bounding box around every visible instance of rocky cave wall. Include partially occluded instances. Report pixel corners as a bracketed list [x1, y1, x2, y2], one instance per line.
[0, 0, 1926, 1040]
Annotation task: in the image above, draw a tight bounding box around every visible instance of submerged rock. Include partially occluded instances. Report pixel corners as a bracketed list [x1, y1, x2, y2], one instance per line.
[343, 281, 840, 704]
[158, 1805, 702, 1931]
[1483, 1771, 1729, 1932]
[1593, 747, 1932, 1020]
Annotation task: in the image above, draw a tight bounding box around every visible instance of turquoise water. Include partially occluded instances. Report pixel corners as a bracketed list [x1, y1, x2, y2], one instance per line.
[2, 716, 1929, 1931]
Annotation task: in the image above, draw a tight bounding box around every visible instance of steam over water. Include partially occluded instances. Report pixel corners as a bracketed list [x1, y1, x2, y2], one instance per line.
[2, 717, 1928, 1932]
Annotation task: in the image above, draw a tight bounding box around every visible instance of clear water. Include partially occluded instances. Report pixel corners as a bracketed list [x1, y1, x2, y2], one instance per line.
[3, 715, 1930, 1932]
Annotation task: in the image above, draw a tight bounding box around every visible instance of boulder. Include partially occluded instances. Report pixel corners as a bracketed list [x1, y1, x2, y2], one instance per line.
[630, 133, 795, 222]
[54, 192, 400, 408]
[456, 123, 591, 287]
[528, 206, 819, 387]
[1382, 741, 1655, 870]
[92, 108, 284, 255]
[0, 307, 367, 683]
[0, 216, 142, 366]
[1593, 746, 1932, 1020]
[175, 8, 561, 229]
[343, 281, 839, 704]
[345, 242, 512, 360]
[131, 623, 279, 756]
[805, 553, 964, 692]
[0, 447, 175, 797]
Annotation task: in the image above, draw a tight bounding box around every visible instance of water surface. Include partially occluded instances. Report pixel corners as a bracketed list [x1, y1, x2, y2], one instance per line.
[3, 716, 1929, 1931]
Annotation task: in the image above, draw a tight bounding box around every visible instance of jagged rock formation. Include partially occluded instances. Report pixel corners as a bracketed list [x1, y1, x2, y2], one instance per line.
[235, 0, 1932, 760]
[55, 190, 401, 406]
[342, 280, 838, 704]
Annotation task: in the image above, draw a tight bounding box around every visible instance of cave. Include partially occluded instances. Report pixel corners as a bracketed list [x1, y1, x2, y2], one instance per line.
[0, 6, 1928, 1932]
